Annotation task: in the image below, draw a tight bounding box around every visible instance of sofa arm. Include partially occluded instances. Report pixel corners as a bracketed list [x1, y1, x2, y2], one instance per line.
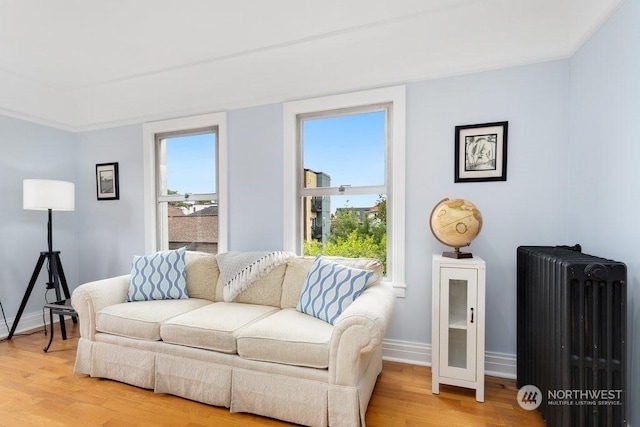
[71, 275, 130, 340]
[329, 281, 395, 385]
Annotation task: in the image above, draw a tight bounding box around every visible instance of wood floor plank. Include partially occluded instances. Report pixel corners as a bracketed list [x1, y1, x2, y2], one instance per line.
[0, 321, 545, 426]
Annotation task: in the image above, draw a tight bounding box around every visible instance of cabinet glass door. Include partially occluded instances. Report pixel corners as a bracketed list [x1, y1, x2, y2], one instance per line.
[439, 267, 477, 381]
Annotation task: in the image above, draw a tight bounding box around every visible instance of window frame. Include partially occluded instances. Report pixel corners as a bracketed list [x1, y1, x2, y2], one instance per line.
[143, 112, 228, 254]
[283, 86, 406, 296]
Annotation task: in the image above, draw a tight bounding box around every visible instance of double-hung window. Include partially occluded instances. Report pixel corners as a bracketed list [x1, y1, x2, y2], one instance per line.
[143, 113, 228, 254]
[155, 128, 217, 253]
[284, 86, 406, 296]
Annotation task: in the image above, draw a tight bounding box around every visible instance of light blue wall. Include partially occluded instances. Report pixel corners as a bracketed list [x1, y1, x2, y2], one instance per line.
[75, 124, 145, 281]
[227, 104, 284, 250]
[0, 115, 78, 332]
[393, 60, 570, 353]
[568, 0, 639, 423]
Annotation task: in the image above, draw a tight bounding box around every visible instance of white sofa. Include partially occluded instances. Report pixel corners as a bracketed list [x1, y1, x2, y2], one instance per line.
[71, 251, 396, 426]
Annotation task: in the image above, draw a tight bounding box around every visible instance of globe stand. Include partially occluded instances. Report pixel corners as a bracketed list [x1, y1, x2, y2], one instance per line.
[442, 247, 473, 259]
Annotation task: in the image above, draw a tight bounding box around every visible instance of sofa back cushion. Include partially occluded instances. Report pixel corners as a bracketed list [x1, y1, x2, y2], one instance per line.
[185, 251, 219, 301]
[199, 253, 381, 308]
[280, 256, 383, 309]
[213, 265, 286, 307]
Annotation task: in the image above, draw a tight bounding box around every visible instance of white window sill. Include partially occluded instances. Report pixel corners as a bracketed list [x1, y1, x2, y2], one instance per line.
[383, 280, 406, 298]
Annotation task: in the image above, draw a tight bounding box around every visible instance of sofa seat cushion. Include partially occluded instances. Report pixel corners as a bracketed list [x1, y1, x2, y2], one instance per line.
[96, 299, 211, 341]
[160, 302, 278, 353]
[236, 308, 333, 369]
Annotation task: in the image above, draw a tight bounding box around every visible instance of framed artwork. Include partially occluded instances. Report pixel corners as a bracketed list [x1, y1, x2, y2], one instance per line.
[455, 121, 508, 183]
[96, 162, 119, 200]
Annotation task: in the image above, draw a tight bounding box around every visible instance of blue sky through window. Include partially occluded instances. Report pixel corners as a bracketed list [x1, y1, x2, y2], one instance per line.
[303, 110, 385, 210]
[165, 133, 216, 195]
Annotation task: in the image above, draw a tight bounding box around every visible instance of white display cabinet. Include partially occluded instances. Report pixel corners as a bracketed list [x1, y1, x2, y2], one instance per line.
[431, 255, 486, 402]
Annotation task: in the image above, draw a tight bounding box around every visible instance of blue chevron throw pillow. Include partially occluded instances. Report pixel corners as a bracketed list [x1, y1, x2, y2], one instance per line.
[127, 247, 188, 301]
[296, 255, 374, 324]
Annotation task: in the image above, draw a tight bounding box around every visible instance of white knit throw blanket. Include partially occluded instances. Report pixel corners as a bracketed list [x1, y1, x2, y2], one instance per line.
[217, 251, 295, 302]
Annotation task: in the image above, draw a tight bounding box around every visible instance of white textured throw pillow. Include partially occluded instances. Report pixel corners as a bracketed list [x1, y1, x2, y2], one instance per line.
[296, 255, 374, 324]
[127, 247, 188, 301]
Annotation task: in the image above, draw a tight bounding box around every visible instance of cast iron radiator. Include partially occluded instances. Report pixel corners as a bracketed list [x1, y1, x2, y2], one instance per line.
[517, 245, 626, 426]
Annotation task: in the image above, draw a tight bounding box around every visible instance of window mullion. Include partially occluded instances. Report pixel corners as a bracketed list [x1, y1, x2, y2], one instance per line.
[158, 193, 217, 203]
[300, 185, 386, 197]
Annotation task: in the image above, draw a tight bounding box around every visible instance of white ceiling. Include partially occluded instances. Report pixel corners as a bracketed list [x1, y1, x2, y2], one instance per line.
[0, 0, 624, 131]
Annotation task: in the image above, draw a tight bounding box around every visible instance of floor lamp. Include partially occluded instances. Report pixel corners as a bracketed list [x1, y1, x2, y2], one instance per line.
[8, 179, 76, 340]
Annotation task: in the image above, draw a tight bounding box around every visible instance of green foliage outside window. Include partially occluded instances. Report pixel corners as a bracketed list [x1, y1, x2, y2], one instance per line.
[303, 195, 387, 273]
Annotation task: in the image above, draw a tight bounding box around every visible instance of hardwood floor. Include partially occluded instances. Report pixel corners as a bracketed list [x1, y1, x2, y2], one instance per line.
[0, 321, 545, 426]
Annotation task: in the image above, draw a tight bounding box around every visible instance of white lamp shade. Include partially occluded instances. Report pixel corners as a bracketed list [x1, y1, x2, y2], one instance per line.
[23, 179, 75, 211]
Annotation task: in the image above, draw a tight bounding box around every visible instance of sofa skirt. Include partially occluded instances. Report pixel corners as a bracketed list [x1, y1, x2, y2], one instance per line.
[91, 341, 156, 389]
[156, 353, 232, 407]
[231, 367, 328, 426]
[75, 333, 382, 426]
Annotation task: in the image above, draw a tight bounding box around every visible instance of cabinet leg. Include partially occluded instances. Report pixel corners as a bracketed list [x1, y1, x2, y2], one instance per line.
[432, 380, 439, 395]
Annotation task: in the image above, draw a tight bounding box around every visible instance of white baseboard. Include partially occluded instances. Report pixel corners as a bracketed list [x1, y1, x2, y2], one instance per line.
[484, 351, 518, 379]
[382, 338, 431, 366]
[0, 309, 48, 340]
[382, 338, 517, 379]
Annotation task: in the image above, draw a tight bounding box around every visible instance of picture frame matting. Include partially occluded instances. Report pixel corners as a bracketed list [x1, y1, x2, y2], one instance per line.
[96, 162, 119, 200]
[454, 121, 508, 183]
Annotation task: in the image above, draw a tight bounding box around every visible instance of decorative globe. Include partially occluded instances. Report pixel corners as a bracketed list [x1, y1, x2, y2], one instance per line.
[430, 198, 482, 257]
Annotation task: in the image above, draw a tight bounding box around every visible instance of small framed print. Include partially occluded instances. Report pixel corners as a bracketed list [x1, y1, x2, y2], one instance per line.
[455, 121, 508, 183]
[96, 162, 119, 200]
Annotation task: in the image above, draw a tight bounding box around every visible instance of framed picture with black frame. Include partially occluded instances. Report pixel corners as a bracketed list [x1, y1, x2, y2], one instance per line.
[96, 162, 119, 200]
[455, 121, 508, 183]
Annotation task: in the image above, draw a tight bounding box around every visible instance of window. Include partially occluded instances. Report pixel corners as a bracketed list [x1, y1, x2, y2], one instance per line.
[300, 108, 388, 269]
[156, 128, 218, 253]
[143, 113, 228, 254]
[284, 87, 406, 296]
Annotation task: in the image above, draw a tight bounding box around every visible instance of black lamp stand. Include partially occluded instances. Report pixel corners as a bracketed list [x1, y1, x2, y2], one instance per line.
[8, 209, 76, 340]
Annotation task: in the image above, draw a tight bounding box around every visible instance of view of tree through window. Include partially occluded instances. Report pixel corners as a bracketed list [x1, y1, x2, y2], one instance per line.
[301, 110, 388, 271]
